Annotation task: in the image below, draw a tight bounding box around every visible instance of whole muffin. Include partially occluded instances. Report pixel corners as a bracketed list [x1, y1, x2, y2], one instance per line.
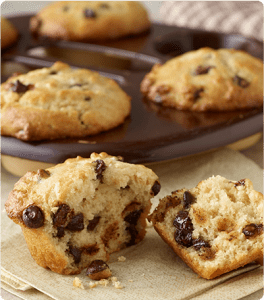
[30, 1, 151, 41]
[141, 48, 263, 111]
[1, 62, 131, 141]
[1, 17, 19, 49]
[5, 153, 161, 275]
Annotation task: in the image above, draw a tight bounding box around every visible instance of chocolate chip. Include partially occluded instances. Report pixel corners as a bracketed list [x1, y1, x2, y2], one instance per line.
[100, 3, 110, 9]
[37, 169, 50, 179]
[84, 96, 91, 101]
[242, 223, 263, 237]
[94, 160, 106, 182]
[50, 71, 57, 75]
[124, 209, 143, 225]
[56, 227, 65, 238]
[194, 65, 214, 75]
[193, 88, 204, 101]
[183, 191, 195, 209]
[52, 204, 71, 227]
[66, 213, 84, 231]
[87, 216, 101, 231]
[173, 211, 193, 247]
[233, 75, 250, 88]
[151, 181, 161, 196]
[192, 238, 210, 251]
[83, 245, 99, 255]
[86, 260, 108, 275]
[68, 245, 82, 264]
[22, 205, 45, 228]
[84, 9, 97, 18]
[8, 80, 34, 93]
[234, 179, 245, 187]
[126, 224, 138, 246]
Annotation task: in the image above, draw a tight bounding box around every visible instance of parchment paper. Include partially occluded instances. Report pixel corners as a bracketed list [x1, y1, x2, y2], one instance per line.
[1, 148, 263, 300]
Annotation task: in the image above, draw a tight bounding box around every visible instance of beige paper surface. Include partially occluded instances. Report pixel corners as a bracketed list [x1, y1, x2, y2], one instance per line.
[1, 148, 263, 300]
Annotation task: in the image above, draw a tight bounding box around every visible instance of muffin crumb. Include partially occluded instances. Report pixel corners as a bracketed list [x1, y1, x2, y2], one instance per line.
[73, 277, 84, 289]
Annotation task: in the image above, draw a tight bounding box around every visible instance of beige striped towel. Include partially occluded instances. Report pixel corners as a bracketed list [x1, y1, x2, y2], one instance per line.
[160, 1, 263, 41]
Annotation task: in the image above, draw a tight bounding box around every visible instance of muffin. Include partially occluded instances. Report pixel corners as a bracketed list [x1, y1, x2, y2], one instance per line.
[1, 17, 19, 49]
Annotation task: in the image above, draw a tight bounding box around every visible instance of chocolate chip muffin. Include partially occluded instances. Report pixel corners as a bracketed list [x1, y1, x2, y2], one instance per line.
[141, 48, 263, 111]
[5, 153, 161, 275]
[1, 62, 131, 141]
[30, 1, 150, 41]
[149, 175, 263, 279]
[1, 17, 19, 49]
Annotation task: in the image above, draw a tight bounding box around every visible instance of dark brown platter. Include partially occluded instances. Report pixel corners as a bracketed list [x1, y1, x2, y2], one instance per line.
[2, 15, 263, 164]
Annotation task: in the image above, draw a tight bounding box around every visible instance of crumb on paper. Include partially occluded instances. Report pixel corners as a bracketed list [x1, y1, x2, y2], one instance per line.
[128, 279, 133, 282]
[110, 277, 118, 282]
[89, 279, 109, 289]
[73, 277, 84, 289]
[113, 281, 124, 289]
[118, 256, 126, 262]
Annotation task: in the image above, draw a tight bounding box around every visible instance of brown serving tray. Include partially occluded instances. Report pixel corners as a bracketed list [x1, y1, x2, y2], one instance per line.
[2, 15, 263, 165]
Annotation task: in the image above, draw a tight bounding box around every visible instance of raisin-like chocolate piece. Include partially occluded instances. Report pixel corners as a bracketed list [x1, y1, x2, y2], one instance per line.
[194, 65, 214, 75]
[87, 216, 101, 231]
[86, 260, 108, 275]
[151, 181, 161, 196]
[233, 75, 250, 88]
[52, 204, 71, 227]
[94, 159, 106, 182]
[84, 96, 91, 101]
[183, 191, 195, 209]
[66, 213, 84, 231]
[192, 238, 210, 251]
[68, 245, 82, 264]
[242, 223, 263, 237]
[84, 9, 97, 18]
[193, 88, 204, 101]
[9, 80, 34, 93]
[124, 209, 143, 225]
[22, 205, 45, 228]
[234, 179, 245, 187]
[56, 227, 65, 238]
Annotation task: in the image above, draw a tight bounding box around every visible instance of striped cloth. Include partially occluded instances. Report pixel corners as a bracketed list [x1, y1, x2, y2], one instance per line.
[160, 1, 263, 41]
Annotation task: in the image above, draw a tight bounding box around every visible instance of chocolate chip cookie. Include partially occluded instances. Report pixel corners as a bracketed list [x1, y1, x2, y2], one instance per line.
[5, 152, 161, 275]
[1, 62, 131, 141]
[30, 1, 150, 41]
[141, 48, 263, 111]
[149, 175, 263, 279]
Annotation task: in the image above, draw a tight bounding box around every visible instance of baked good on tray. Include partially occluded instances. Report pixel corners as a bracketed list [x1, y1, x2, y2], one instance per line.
[30, 1, 151, 41]
[149, 175, 263, 279]
[1, 17, 19, 49]
[5, 152, 161, 275]
[1, 62, 131, 141]
[141, 47, 263, 111]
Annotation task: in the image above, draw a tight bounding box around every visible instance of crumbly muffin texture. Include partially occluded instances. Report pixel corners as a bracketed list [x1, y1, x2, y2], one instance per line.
[141, 48, 263, 111]
[30, 1, 150, 41]
[1, 62, 131, 141]
[5, 153, 161, 275]
[1, 17, 19, 49]
[149, 175, 263, 279]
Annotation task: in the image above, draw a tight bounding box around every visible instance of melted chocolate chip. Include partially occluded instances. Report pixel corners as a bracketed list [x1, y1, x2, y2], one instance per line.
[183, 191, 195, 209]
[84, 9, 97, 18]
[193, 88, 204, 101]
[242, 223, 263, 237]
[22, 205, 45, 228]
[66, 213, 84, 231]
[52, 204, 71, 227]
[68, 245, 82, 264]
[56, 227, 65, 238]
[192, 238, 210, 251]
[83, 245, 99, 255]
[94, 160, 106, 182]
[173, 211, 194, 247]
[233, 75, 250, 88]
[50, 71, 57, 75]
[9, 80, 34, 93]
[86, 260, 108, 275]
[151, 181, 161, 196]
[85, 96, 91, 101]
[37, 169, 50, 179]
[87, 216, 101, 231]
[124, 209, 143, 225]
[194, 65, 214, 75]
[126, 224, 138, 246]
[234, 179, 245, 187]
